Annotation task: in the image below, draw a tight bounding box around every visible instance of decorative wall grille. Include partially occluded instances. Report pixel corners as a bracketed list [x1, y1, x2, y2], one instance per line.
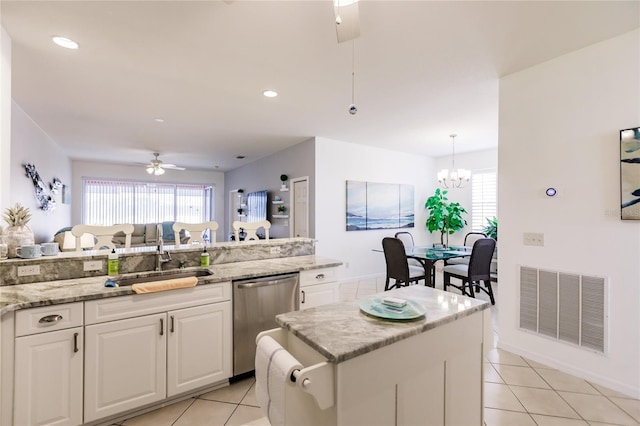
[519, 266, 606, 353]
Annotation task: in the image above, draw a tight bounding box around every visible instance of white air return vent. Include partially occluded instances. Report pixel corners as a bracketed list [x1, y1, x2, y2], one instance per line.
[519, 266, 606, 353]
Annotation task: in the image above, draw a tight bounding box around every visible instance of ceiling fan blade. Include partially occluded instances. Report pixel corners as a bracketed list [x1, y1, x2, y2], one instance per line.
[162, 164, 186, 171]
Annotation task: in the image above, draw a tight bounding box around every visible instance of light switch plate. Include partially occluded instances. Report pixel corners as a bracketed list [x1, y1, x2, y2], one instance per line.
[523, 232, 544, 246]
[84, 260, 102, 271]
[17, 265, 41, 276]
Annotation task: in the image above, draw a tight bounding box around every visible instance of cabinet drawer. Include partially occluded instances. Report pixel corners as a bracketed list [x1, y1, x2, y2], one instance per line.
[85, 282, 231, 324]
[300, 268, 337, 287]
[15, 302, 84, 337]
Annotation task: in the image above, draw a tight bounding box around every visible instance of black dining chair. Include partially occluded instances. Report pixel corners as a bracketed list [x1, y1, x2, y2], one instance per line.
[445, 231, 487, 266]
[382, 237, 427, 291]
[443, 238, 496, 304]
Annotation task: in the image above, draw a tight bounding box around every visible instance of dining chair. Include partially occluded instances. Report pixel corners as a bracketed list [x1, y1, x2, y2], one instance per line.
[172, 221, 219, 246]
[232, 220, 271, 241]
[445, 231, 487, 266]
[443, 238, 496, 304]
[395, 231, 437, 284]
[382, 237, 427, 291]
[71, 224, 134, 251]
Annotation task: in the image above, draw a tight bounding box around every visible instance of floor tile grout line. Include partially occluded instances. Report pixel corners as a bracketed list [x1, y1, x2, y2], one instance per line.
[169, 397, 198, 426]
[505, 382, 584, 422]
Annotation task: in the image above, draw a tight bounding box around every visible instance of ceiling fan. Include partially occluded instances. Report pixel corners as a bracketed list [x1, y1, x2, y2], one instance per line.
[145, 153, 186, 175]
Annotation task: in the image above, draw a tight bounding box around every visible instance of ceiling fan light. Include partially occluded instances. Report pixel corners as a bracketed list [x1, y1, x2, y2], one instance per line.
[146, 166, 154, 174]
[155, 167, 165, 176]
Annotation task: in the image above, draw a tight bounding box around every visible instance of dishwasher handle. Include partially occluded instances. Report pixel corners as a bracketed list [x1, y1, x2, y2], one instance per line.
[237, 281, 282, 289]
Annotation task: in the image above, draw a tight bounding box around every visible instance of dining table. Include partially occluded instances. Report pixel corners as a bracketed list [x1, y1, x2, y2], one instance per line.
[374, 245, 471, 287]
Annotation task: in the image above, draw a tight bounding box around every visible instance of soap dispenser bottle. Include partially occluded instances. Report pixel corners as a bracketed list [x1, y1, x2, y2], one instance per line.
[200, 246, 210, 267]
[108, 249, 119, 275]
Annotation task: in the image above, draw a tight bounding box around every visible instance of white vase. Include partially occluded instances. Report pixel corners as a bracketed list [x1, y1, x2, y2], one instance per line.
[4, 225, 35, 258]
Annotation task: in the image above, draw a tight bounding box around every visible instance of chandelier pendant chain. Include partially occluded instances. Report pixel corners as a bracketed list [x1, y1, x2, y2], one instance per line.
[348, 40, 358, 115]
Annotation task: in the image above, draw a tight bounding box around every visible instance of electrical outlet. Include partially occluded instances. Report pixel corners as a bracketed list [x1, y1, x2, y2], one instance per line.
[84, 260, 102, 271]
[270, 246, 282, 254]
[523, 232, 544, 246]
[17, 265, 41, 276]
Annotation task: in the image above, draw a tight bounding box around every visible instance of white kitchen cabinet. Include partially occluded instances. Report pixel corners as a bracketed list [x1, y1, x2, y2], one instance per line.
[84, 312, 166, 422]
[299, 268, 339, 310]
[167, 301, 232, 396]
[83, 283, 232, 423]
[14, 327, 83, 426]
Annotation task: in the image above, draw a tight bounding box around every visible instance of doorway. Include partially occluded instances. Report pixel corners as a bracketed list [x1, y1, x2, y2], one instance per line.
[290, 176, 309, 238]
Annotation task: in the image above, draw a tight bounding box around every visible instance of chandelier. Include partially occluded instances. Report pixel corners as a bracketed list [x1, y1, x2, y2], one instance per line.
[437, 134, 470, 188]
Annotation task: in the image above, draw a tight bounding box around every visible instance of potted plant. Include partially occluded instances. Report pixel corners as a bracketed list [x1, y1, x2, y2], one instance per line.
[425, 188, 467, 247]
[482, 216, 498, 240]
[237, 207, 244, 215]
[2, 203, 34, 258]
[277, 205, 287, 214]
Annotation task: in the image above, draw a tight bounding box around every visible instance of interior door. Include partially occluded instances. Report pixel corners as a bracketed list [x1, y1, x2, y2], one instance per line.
[291, 177, 309, 237]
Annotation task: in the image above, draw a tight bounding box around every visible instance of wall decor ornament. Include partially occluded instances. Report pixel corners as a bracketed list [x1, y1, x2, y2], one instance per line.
[346, 181, 414, 231]
[620, 127, 640, 220]
[24, 163, 61, 211]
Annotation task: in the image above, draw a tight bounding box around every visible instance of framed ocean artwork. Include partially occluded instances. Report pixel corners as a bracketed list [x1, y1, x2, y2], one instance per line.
[346, 181, 414, 231]
[621, 127, 640, 220]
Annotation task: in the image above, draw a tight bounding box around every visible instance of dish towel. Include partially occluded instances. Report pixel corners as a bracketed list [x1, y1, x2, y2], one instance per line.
[131, 276, 198, 294]
[255, 335, 302, 426]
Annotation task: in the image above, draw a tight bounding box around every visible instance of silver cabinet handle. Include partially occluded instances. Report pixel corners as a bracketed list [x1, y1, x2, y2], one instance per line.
[160, 318, 164, 336]
[315, 274, 325, 280]
[39, 314, 63, 324]
[301, 290, 306, 304]
[73, 332, 79, 353]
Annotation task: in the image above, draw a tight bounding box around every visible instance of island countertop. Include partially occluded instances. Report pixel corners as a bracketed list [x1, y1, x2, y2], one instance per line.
[275, 285, 490, 364]
[0, 255, 341, 315]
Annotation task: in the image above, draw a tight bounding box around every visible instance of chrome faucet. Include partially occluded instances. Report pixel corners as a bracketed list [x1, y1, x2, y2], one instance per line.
[156, 224, 172, 271]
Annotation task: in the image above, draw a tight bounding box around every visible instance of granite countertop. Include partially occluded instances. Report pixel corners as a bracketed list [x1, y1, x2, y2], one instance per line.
[0, 255, 342, 315]
[276, 285, 490, 364]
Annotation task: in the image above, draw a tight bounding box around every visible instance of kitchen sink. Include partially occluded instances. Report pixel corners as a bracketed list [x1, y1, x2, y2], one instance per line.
[115, 269, 213, 287]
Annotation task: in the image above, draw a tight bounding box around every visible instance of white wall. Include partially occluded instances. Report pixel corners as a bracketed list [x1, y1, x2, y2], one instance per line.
[498, 29, 640, 397]
[0, 27, 11, 210]
[314, 137, 438, 280]
[8, 102, 72, 243]
[71, 161, 225, 233]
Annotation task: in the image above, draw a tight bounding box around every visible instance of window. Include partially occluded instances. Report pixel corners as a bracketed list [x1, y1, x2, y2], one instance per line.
[471, 171, 497, 232]
[82, 179, 214, 225]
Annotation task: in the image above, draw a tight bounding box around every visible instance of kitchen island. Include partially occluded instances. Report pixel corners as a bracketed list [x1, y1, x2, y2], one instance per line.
[262, 285, 491, 426]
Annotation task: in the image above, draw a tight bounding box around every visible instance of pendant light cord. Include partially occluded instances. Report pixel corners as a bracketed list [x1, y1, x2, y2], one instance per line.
[351, 40, 355, 105]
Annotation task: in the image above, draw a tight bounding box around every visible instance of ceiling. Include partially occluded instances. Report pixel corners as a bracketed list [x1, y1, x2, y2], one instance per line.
[2, 1, 638, 172]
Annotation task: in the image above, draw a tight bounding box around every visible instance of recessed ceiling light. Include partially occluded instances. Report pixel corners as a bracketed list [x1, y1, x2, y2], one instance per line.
[262, 90, 278, 98]
[52, 36, 79, 49]
[154, 118, 165, 123]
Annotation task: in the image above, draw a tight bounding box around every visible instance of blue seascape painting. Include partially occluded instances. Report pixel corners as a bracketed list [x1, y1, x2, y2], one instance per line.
[346, 181, 415, 231]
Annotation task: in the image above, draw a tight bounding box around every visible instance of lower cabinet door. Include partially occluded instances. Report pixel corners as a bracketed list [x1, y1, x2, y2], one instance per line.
[84, 313, 167, 422]
[167, 301, 232, 396]
[14, 327, 83, 426]
[300, 282, 339, 310]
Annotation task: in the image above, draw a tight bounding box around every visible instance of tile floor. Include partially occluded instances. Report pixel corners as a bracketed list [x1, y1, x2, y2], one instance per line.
[110, 283, 640, 426]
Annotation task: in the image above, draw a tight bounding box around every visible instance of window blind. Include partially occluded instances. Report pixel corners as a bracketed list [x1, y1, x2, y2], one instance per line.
[82, 178, 214, 225]
[471, 171, 497, 231]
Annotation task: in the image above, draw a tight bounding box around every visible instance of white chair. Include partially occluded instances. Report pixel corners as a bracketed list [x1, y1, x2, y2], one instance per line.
[71, 224, 134, 251]
[232, 220, 270, 241]
[172, 221, 219, 246]
[394, 231, 426, 277]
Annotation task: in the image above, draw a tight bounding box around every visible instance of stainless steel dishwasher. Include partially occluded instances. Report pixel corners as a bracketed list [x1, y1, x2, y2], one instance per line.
[233, 273, 299, 376]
